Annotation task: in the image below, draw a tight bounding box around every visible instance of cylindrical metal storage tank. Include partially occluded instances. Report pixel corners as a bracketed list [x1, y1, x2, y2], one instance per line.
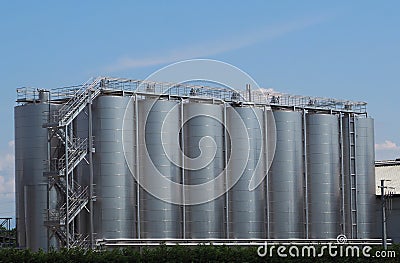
[355, 117, 375, 238]
[138, 99, 182, 238]
[342, 115, 376, 238]
[92, 95, 136, 239]
[227, 106, 266, 238]
[269, 110, 304, 239]
[306, 113, 341, 239]
[74, 109, 90, 237]
[342, 114, 354, 238]
[15, 102, 54, 250]
[15, 81, 378, 248]
[185, 103, 225, 238]
[24, 184, 48, 250]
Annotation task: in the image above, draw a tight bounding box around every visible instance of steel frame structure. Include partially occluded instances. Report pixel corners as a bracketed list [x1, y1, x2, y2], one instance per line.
[0, 217, 14, 247]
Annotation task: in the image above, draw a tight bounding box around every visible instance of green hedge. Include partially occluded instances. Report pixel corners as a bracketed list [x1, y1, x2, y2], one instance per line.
[0, 244, 398, 262]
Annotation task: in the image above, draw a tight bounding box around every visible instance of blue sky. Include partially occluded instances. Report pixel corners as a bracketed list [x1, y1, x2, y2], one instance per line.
[1, 1, 399, 223]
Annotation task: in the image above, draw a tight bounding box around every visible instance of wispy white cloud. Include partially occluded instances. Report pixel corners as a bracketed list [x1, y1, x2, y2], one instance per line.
[0, 140, 15, 218]
[0, 141, 14, 172]
[0, 153, 14, 172]
[375, 140, 400, 161]
[0, 175, 14, 198]
[105, 14, 331, 72]
[256, 87, 282, 95]
[375, 140, 400, 151]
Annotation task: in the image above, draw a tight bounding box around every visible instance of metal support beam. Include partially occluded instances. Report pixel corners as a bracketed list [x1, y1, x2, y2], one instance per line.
[181, 99, 186, 238]
[339, 113, 346, 234]
[65, 125, 70, 247]
[135, 95, 141, 238]
[88, 92, 94, 249]
[302, 109, 309, 239]
[380, 180, 388, 250]
[223, 103, 229, 238]
[263, 106, 270, 239]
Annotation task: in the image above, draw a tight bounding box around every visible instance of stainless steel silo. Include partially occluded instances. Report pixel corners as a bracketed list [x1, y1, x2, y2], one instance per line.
[184, 102, 225, 238]
[227, 106, 266, 238]
[342, 114, 354, 238]
[15, 102, 53, 250]
[342, 115, 375, 238]
[138, 98, 182, 238]
[92, 95, 136, 239]
[306, 113, 341, 239]
[24, 184, 48, 250]
[74, 109, 90, 237]
[15, 78, 378, 249]
[269, 110, 304, 239]
[355, 117, 375, 238]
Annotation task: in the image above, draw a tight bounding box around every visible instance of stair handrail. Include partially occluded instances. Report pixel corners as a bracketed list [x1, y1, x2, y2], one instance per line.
[58, 77, 104, 126]
[57, 77, 95, 117]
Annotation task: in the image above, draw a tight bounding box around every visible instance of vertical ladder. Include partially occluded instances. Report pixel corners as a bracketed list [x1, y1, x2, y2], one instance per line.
[302, 109, 309, 239]
[339, 114, 345, 234]
[348, 114, 358, 238]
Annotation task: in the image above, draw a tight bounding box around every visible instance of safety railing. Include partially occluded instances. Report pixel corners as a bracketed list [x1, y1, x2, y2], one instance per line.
[17, 77, 368, 113]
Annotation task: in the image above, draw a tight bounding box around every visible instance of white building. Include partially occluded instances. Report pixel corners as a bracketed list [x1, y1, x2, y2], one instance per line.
[375, 160, 400, 243]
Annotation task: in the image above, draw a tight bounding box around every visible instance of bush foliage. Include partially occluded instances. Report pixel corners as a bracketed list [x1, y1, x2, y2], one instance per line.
[0, 244, 398, 262]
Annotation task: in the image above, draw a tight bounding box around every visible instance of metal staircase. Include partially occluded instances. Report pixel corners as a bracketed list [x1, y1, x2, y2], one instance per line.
[58, 137, 88, 176]
[46, 180, 89, 224]
[58, 78, 103, 126]
[44, 77, 104, 248]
